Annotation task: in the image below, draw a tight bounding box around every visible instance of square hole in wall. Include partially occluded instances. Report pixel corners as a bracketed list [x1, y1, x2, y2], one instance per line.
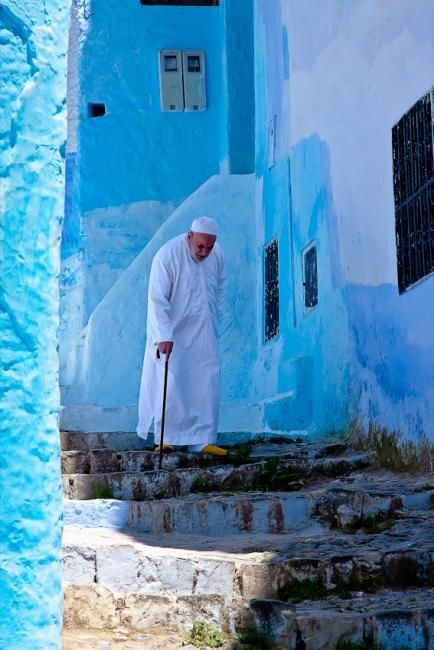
[164, 55, 178, 72]
[187, 55, 201, 72]
[88, 103, 106, 118]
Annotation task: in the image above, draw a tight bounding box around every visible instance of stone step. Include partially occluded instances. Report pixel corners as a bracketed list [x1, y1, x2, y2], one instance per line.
[61, 445, 373, 476]
[63, 523, 434, 641]
[62, 451, 376, 501]
[63, 628, 224, 649]
[61, 430, 149, 452]
[65, 491, 327, 536]
[248, 589, 434, 649]
[61, 442, 365, 475]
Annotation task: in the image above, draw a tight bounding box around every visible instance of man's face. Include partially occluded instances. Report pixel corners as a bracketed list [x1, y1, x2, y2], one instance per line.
[187, 232, 217, 261]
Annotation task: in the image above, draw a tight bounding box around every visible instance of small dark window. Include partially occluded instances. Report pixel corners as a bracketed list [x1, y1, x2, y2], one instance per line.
[140, 0, 219, 5]
[303, 243, 318, 310]
[164, 55, 178, 72]
[88, 103, 106, 118]
[188, 55, 201, 73]
[393, 89, 434, 292]
[264, 239, 279, 341]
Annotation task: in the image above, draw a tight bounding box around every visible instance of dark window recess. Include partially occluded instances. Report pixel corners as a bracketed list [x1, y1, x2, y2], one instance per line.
[393, 89, 434, 292]
[188, 55, 201, 73]
[164, 55, 178, 72]
[88, 103, 106, 118]
[303, 244, 318, 310]
[140, 0, 219, 5]
[264, 239, 279, 341]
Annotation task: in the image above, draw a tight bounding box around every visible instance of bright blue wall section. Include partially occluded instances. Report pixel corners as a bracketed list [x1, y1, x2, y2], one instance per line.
[78, 0, 226, 213]
[225, 0, 255, 174]
[0, 1, 68, 647]
[253, 0, 351, 435]
[348, 278, 434, 438]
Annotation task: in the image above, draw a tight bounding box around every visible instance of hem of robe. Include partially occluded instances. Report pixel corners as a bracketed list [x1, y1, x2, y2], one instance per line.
[153, 435, 217, 446]
[143, 425, 217, 447]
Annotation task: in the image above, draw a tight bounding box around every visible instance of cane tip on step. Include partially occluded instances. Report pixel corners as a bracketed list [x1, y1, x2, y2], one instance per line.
[154, 444, 175, 452]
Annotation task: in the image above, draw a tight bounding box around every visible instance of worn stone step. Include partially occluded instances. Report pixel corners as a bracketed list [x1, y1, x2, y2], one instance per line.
[63, 451, 376, 501]
[62, 628, 228, 650]
[65, 492, 327, 536]
[61, 430, 149, 452]
[63, 523, 434, 640]
[248, 588, 434, 649]
[61, 448, 375, 477]
[63, 467, 203, 501]
[62, 448, 245, 475]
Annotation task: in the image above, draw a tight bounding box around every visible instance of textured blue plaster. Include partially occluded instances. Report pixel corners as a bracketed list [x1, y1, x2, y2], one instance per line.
[0, 6, 38, 74]
[225, 0, 255, 174]
[62, 152, 79, 257]
[0, 1, 68, 647]
[78, 0, 227, 212]
[254, 0, 351, 435]
[281, 26, 289, 80]
[348, 278, 434, 439]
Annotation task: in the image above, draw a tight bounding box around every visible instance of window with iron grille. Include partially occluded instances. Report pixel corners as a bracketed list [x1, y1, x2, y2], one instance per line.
[264, 238, 279, 341]
[303, 243, 318, 311]
[140, 1, 219, 5]
[392, 89, 434, 293]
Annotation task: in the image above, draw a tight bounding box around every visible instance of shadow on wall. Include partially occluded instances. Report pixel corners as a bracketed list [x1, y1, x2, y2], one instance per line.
[254, 134, 351, 437]
[60, 174, 257, 434]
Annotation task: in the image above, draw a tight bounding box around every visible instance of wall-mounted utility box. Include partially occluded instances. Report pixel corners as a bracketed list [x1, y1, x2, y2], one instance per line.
[159, 49, 207, 112]
[182, 50, 207, 111]
[159, 50, 185, 111]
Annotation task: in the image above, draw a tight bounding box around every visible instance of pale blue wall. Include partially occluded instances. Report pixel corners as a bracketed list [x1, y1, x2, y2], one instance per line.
[0, 1, 68, 648]
[61, 0, 434, 443]
[60, 0, 259, 432]
[253, 0, 351, 435]
[269, 0, 434, 441]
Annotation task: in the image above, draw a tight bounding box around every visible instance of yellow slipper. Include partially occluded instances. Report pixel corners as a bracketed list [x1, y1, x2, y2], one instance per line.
[201, 444, 228, 456]
[154, 444, 175, 452]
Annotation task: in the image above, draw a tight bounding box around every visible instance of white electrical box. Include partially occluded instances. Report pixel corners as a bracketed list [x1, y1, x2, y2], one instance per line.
[159, 50, 184, 112]
[182, 50, 207, 112]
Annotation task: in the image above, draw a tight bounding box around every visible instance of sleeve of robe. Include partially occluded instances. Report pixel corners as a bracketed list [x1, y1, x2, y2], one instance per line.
[147, 255, 174, 343]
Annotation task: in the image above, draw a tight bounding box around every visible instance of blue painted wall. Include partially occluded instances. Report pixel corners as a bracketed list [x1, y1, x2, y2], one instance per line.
[271, 0, 434, 441]
[0, 1, 68, 647]
[252, 1, 351, 435]
[77, 0, 226, 214]
[61, 0, 434, 443]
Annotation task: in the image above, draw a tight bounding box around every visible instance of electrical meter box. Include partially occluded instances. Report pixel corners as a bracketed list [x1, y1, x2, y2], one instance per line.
[159, 50, 184, 111]
[182, 50, 207, 111]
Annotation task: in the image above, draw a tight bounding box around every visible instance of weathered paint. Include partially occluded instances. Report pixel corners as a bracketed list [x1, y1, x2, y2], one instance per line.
[61, 0, 434, 443]
[0, 1, 68, 647]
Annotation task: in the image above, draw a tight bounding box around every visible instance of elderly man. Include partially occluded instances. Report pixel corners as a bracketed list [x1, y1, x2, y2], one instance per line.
[137, 216, 227, 455]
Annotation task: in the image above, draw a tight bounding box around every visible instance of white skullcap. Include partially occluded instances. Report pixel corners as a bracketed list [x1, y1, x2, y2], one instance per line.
[191, 216, 218, 236]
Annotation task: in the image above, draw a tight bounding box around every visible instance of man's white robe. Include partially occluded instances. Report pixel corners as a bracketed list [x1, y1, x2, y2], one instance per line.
[137, 234, 226, 447]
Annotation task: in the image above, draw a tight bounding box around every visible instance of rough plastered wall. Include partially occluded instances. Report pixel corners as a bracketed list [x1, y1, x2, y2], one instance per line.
[264, 0, 434, 440]
[60, 0, 227, 362]
[253, 0, 350, 437]
[61, 174, 259, 434]
[0, 1, 68, 648]
[60, 0, 257, 436]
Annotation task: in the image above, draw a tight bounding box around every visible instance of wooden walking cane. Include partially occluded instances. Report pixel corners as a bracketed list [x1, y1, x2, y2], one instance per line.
[157, 349, 169, 471]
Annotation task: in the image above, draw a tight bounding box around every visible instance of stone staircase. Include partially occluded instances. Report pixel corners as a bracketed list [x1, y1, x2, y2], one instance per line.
[62, 432, 434, 649]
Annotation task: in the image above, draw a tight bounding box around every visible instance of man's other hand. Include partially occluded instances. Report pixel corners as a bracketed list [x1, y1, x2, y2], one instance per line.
[158, 341, 173, 360]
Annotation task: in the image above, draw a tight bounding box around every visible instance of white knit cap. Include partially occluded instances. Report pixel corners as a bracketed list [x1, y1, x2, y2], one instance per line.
[190, 216, 218, 236]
